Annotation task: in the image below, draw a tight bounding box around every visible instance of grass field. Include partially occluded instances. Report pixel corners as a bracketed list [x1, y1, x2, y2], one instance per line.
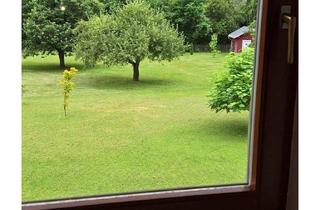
[22, 53, 249, 201]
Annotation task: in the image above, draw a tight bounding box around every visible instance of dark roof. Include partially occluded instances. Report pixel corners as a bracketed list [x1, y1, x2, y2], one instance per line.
[228, 26, 249, 39]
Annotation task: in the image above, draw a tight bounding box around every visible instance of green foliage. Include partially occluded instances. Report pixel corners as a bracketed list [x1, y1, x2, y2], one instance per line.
[208, 47, 254, 112]
[101, 0, 127, 13]
[209, 33, 220, 56]
[248, 20, 257, 46]
[73, 15, 110, 67]
[23, 0, 258, 55]
[242, 0, 258, 25]
[74, 0, 186, 81]
[22, 0, 103, 66]
[205, 0, 242, 44]
[22, 0, 36, 52]
[60, 67, 78, 116]
[151, 0, 212, 46]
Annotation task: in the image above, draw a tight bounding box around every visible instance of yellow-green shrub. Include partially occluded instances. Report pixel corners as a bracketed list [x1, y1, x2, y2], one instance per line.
[60, 67, 78, 116]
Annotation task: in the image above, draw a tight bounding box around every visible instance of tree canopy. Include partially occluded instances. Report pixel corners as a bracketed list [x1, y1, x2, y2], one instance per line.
[101, 0, 127, 13]
[22, 0, 103, 68]
[22, 0, 258, 67]
[151, 0, 212, 47]
[205, 0, 243, 44]
[98, 0, 256, 46]
[242, 0, 258, 26]
[74, 0, 186, 81]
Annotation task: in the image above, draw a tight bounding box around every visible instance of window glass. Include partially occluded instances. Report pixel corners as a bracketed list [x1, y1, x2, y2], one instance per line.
[22, 0, 259, 202]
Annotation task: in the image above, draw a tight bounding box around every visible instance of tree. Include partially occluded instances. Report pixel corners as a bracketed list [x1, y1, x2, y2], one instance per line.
[22, 0, 103, 68]
[208, 47, 254, 112]
[248, 20, 257, 47]
[150, 0, 212, 47]
[205, 0, 242, 44]
[22, 0, 36, 52]
[74, 0, 186, 81]
[101, 0, 127, 13]
[242, 0, 258, 25]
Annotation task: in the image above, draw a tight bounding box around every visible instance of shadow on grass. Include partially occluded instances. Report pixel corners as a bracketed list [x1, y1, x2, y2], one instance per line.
[195, 116, 249, 139]
[82, 75, 176, 90]
[22, 63, 89, 73]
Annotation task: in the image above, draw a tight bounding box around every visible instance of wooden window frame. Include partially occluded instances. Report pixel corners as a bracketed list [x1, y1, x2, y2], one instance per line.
[22, 0, 298, 209]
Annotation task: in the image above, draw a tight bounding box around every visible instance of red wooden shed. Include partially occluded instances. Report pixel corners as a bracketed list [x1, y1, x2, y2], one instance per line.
[228, 26, 253, 53]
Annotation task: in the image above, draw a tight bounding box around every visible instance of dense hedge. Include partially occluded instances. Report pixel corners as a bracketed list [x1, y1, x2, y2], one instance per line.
[208, 47, 255, 112]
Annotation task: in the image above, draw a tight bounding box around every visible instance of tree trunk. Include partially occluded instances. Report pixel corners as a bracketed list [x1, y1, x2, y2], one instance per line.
[132, 62, 140, 81]
[58, 50, 65, 69]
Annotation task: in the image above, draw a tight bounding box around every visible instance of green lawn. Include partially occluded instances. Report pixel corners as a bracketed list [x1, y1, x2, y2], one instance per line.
[22, 53, 249, 201]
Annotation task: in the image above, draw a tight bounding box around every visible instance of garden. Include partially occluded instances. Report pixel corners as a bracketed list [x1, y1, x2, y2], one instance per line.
[22, 0, 257, 202]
